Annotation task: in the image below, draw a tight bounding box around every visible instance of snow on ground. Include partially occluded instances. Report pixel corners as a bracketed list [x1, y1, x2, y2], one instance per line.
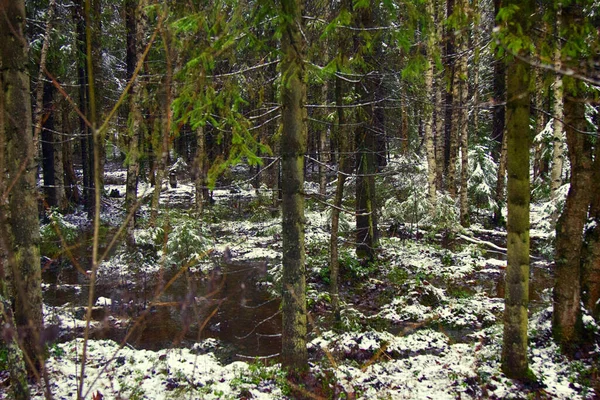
[33, 339, 285, 400]
[22, 166, 597, 399]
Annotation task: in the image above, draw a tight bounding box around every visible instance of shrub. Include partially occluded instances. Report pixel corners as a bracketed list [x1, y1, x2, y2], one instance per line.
[40, 209, 79, 258]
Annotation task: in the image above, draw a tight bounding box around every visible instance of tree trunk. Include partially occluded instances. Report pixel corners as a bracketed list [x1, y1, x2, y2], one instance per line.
[280, 0, 308, 372]
[125, 0, 147, 244]
[319, 63, 329, 198]
[581, 130, 600, 320]
[424, 0, 437, 205]
[355, 2, 378, 261]
[455, 0, 469, 227]
[0, 0, 44, 374]
[444, 0, 456, 196]
[553, 79, 593, 350]
[491, 0, 506, 226]
[434, 0, 446, 190]
[501, 0, 533, 380]
[532, 69, 547, 182]
[75, 0, 93, 212]
[41, 81, 57, 207]
[61, 100, 80, 205]
[330, 72, 351, 322]
[549, 40, 564, 224]
[194, 126, 207, 216]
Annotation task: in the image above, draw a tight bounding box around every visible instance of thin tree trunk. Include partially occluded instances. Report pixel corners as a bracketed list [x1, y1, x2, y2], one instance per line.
[355, 2, 378, 261]
[280, 0, 308, 372]
[41, 81, 57, 207]
[125, 0, 147, 244]
[531, 69, 546, 182]
[444, 0, 455, 195]
[319, 61, 329, 198]
[61, 100, 80, 204]
[330, 73, 350, 322]
[151, 22, 173, 224]
[501, 14, 532, 378]
[455, 0, 469, 226]
[491, 0, 506, 226]
[194, 126, 206, 215]
[424, 0, 437, 205]
[75, 0, 92, 212]
[549, 39, 564, 224]
[434, 0, 446, 190]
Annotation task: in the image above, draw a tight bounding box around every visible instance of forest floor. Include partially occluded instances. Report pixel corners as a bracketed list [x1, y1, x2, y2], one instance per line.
[10, 157, 600, 399]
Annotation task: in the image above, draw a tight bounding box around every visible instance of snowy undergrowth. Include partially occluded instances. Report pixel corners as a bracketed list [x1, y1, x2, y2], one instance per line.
[30, 162, 599, 399]
[33, 339, 286, 400]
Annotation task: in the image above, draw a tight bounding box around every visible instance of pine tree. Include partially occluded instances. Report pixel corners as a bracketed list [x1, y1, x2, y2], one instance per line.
[500, 0, 533, 380]
[280, 0, 308, 371]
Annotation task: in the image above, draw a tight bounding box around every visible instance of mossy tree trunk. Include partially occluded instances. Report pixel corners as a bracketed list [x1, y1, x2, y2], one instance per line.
[125, 0, 147, 243]
[553, 78, 593, 350]
[582, 134, 600, 321]
[355, 1, 378, 261]
[434, 0, 446, 191]
[279, 0, 308, 372]
[491, 0, 506, 226]
[552, 1, 595, 352]
[0, 0, 43, 377]
[454, 0, 469, 227]
[74, 0, 93, 213]
[151, 22, 174, 224]
[330, 73, 352, 322]
[501, 0, 533, 379]
[445, 0, 457, 198]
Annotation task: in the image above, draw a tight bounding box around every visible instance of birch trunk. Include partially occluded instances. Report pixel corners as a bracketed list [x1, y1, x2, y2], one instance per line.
[424, 0, 437, 205]
[434, 0, 446, 190]
[549, 41, 564, 221]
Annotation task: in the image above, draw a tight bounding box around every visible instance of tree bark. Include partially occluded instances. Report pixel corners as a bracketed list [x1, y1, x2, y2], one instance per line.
[491, 0, 506, 226]
[41, 81, 57, 207]
[151, 22, 174, 224]
[424, 0, 437, 205]
[455, 0, 469, 227]
[75, 0, 93, 213]
[553, 79, 593, 350]
[0, 0, 44, 374]
[319, 62, 329, 198]
[194, 126, 207, 216]
[61, 99, 80, 205]
[434, 0, 446, 190]
[355, 2, 378, 261]
[330, 70, 352, 322]
[125, 0, 147, 243]
[549, 38, 564, 224]
[501, 0, 532, 380]
[444, 0, 456, 196]
[280, 0, 308, 371]
[581, 129, 600, 320]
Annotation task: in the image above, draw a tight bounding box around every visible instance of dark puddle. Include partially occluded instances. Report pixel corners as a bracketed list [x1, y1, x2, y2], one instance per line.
[43, 257, 282, 362]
